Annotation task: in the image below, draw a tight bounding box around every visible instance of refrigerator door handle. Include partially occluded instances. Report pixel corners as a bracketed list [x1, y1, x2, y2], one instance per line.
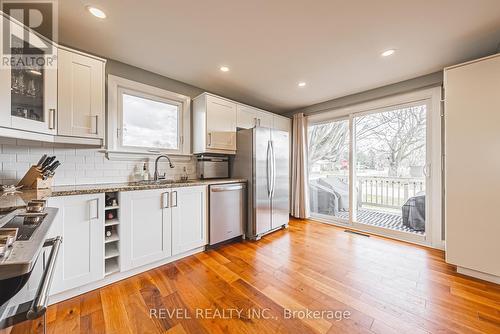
[266, 140, 272, 197]
[270, 140, 276, 198]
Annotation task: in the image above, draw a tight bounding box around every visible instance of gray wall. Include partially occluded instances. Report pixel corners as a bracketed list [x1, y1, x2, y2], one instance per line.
[284, 71, 443, 117]
[105, 59, 204, 98]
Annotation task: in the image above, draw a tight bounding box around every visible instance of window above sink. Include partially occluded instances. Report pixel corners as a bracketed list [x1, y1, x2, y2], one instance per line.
[106, 75, 191, 160]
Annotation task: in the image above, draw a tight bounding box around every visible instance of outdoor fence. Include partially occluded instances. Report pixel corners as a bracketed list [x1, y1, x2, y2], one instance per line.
[311, 175, 425, 210]
[358, 176, 425, 209]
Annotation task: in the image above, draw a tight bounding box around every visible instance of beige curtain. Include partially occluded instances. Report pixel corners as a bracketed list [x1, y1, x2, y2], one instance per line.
[291, 113, 310, 218]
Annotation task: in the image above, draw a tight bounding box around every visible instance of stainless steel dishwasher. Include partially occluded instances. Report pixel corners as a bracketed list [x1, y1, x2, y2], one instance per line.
[209, 183, 246, 245]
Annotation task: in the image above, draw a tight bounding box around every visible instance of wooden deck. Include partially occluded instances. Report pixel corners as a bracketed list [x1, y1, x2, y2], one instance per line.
[13, 218, 500, 333]
[336, 208, 425, 235]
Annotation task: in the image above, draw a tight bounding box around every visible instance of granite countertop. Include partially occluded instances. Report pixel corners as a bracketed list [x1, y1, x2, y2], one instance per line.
[0, 178, 246, 210]
[50, 178, 246, 196]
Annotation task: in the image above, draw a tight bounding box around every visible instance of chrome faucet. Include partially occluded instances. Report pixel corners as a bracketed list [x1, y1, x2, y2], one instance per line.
[153, 155, 175, 180]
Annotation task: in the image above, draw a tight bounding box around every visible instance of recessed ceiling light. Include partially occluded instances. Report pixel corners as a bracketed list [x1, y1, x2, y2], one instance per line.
[381, 49, 396, 57]
[298, 82, 306, 87]
[219, 66, 230, 72]
[87, 6, 106, 19]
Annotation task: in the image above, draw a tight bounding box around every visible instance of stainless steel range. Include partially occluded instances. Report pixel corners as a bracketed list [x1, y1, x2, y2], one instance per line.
[0, 200, 61, 332]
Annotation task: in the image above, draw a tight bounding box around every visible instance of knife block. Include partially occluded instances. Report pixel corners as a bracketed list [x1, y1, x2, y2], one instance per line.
[17, 165, 54, 190]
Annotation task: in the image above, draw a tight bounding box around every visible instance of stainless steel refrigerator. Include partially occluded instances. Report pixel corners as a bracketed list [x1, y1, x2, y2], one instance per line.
[232, 127, 289, 240]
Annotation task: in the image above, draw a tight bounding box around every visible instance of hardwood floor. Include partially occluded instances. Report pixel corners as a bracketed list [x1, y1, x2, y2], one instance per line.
[17, 219, 500, 333]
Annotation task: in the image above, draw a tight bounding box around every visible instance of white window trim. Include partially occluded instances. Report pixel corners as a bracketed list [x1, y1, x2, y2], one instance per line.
[307, 87, 443, 250]
[106, 75, 191, 160]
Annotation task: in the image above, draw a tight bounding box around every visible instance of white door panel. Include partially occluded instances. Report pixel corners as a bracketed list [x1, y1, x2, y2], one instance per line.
[48, 194, 104, 294]
[120, 189, 170, 270]
[58, 49, 104, 138]
[171, 186, 207, 255]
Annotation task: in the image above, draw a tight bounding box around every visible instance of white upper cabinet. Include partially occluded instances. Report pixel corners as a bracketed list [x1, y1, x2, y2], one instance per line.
[0, 14, 105, 143]
[256, 110, 273, 128]
[273, 115, 291, 132]
[193, 93, 237, 153]
[236, 104, 259, 129]
[237, 104, 278, 129]
[57, 48, 105, 139]
[0, 15, 58, 136]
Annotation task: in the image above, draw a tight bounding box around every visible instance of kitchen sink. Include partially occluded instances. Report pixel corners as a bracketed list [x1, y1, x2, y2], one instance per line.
[130, 179, 175, 185]
[130, 179, 198, 186]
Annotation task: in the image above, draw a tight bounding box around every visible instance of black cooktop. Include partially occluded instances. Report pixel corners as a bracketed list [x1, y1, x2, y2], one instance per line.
[2, 214, 46, 241]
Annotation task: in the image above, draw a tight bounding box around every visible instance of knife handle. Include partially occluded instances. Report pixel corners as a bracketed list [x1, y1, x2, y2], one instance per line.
[37, 154, 47, 167]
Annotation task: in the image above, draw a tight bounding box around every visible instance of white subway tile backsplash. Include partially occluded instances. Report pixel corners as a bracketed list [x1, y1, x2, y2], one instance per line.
[85, 169, 103, 177]
[0, 154, 15, 162]
[0, 141, 197, 186]
[0, 171, 16, 179]
[64, 155, 85, 164]
[54, 147, 76, 156]
[2, 162, 30, 171]
[29, 146, 54, 155]
[16, 154, 35, 163]
[3, 145, 29, 154]
[60, 162, 76, 171]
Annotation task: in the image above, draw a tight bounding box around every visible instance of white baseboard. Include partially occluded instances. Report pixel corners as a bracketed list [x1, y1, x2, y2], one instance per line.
[48, 246, 205, 305]
[457, 266, 500, 284]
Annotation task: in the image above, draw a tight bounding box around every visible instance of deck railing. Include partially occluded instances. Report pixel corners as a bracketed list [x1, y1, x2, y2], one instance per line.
[358, 176, 425, 209]
[314, 175, 425, 209]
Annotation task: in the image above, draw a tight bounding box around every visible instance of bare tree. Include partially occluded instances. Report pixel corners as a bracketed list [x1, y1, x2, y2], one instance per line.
[308, 105, 426, 177]
[356, 105, 426, 176]
[308, 121, 348, 167]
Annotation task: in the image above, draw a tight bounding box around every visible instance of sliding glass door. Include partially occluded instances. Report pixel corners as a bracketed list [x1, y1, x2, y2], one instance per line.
[308, 119, 350, 223]
[353, 103, 427, 236]
[307, 92, 440, 246]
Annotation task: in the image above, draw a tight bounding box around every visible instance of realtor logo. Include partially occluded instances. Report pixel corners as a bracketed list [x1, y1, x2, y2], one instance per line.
[1, 0, 58, 69]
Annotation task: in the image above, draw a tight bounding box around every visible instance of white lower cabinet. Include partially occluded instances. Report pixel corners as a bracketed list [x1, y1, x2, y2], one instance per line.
[120, 185, 207, 270]
[120, 189, 171, 271]
[47, 185, 207, 298]
[48, 194, 104, 295]
[171, 186, 207, 255]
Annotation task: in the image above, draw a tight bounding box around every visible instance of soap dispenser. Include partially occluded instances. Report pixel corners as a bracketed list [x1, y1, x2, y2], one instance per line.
[181, 166, 188, 181]
[142, 162, 149, 181]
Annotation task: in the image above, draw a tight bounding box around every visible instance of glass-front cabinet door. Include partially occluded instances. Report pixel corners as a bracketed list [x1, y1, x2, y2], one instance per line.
[11, 65, 45, 122]
[0, 14, 57, 135]
[9, 48, 57, 135]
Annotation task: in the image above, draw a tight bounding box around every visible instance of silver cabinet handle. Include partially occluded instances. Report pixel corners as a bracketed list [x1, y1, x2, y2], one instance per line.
[90, 198, 99, 220]
[48, 109, 56, 129]
[208, 133, 212, 147]
[162, 192, 170, 208]
[171, 191, 178, 207]
[91, 115, 98, 134]
[27, 236, 62, 320]
[254, 117, 258, 127]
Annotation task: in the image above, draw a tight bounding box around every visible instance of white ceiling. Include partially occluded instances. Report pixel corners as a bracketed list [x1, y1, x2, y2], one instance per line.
[59, 0, 500, 113]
